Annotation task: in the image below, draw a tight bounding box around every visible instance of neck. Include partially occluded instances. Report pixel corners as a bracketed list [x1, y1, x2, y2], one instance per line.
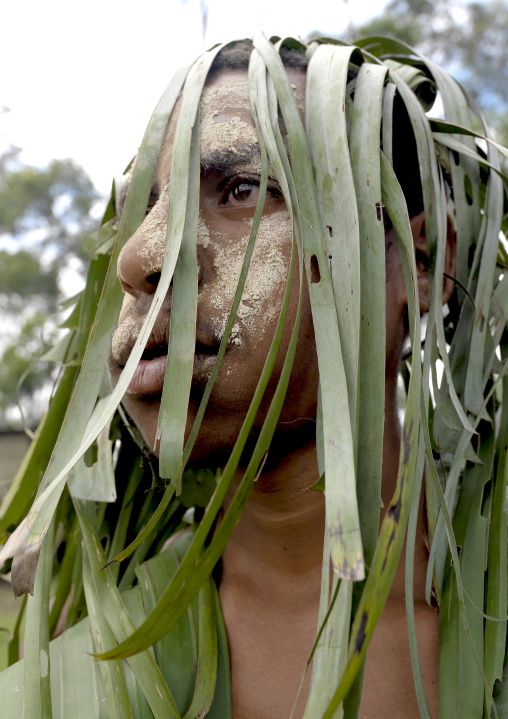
[218, 397, 435, 719]
[220, 381, 428, 601]
[221, 441, 324, 607]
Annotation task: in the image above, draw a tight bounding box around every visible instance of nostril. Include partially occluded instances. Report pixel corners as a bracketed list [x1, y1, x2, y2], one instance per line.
[146, 272, 161, 286]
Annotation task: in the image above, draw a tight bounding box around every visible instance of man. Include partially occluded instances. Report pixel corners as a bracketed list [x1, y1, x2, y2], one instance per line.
[1, 36, 506, 719]
[109, 41, 456, 718]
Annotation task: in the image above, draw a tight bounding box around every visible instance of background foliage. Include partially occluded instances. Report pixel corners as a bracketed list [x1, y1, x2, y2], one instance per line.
[0, 143, 99, 428]
[0, 8, 506, 716]
[331, 0, 508, 144]
[1, 0, 506, 431]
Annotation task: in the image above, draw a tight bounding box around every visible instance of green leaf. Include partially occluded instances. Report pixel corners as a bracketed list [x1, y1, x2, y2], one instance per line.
[309, 474, 325, 493]
[322, 148, 422, 716]
[82, 550, 134, 719]
[10, 62, 192, 586]
[23, 526, 53, 719]
[68, 405, 117, 503]
[404, 427, 432, 719]
[255, 31, 364, 581]
[157, 78, 205, 488]
[305, 44, 362, 428]
[135, 538, 197, 714]
[349, 60, 388, 569]
[179, 469, 219, 509]
[75, 499, 180, 718]
[207, 590, 232, 719]
[181, 578, 218, 719]
[485, 371, 508, 694]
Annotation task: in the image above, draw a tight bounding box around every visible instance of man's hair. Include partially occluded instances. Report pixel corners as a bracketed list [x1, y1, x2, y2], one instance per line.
[209, 40, 309, 75]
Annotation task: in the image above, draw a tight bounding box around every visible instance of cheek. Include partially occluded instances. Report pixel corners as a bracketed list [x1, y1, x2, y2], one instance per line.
[282, 286, 319, 416]
[197, 211, 293, 345]
[236, 212, 292, 342]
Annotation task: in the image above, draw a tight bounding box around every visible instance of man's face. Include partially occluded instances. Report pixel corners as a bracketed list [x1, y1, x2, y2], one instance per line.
[109, 67, 320, 463]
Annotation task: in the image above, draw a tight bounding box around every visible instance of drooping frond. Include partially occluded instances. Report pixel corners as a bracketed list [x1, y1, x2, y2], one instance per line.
[0, 34, 507, 718]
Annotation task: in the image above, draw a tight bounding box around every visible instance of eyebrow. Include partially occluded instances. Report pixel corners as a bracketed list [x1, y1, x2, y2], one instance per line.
[117, 143, 264, 218]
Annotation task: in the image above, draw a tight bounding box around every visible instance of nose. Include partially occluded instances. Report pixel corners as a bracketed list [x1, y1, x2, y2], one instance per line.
[117, 200, 168, 297]
[117, 202, 206, 298]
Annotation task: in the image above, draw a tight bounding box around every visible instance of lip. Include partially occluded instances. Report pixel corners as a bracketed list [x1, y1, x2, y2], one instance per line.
[112, 302, 222, 397]
[124, 346, 219, 397]
[126, 354, 168, 396]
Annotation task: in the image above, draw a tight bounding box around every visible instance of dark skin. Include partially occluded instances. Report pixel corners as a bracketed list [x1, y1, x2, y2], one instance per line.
[110, 68, 456, 719]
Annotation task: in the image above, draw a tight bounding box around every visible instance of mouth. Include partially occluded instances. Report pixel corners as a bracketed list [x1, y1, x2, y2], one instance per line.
[124, 338, 219, 397]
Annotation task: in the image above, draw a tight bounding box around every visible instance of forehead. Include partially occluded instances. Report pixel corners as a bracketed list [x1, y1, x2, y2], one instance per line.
[154, 67, 306, 186]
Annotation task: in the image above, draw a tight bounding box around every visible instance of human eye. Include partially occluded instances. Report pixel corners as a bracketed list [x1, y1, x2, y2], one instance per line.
[220, 178, 259, 207]
[219, 176, 282, 208]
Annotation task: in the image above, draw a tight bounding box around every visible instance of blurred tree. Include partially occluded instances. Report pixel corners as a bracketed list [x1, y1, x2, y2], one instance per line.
[0, 313, 60, 428]
[311, 0, 508, 144]
[0, 151, 99, 429]
[0, 250, 58, 309]
[0, 156, 98, 266]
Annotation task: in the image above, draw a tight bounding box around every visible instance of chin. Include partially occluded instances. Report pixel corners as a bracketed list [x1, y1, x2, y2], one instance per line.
[120, 394, 241, 467]
[120, 389, 317, 478]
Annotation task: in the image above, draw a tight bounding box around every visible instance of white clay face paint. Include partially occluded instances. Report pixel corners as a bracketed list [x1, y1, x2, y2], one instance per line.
[112, 212, 292, 366]
[136, 184, 171, 277]
[113, 74, 295, 362]
[197, 212, 292, 347]
[111, 292, 139, 363]
[116, 78, 262, 287]
[113, 183, 173, 362]
[197, 76, 292, 347]
[116, 183, 170, 286]
[113, 198, 166, 362]
[200, 77, 259, 161]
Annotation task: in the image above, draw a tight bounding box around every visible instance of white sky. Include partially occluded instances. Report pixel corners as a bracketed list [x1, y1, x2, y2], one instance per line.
[0, 0, 391, 199]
